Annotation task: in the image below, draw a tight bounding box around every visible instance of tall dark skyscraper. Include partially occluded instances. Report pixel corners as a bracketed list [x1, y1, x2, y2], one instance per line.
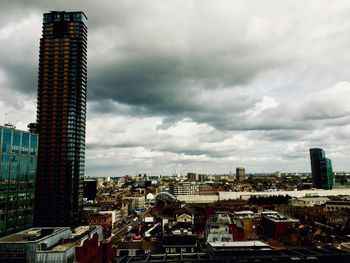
[34, 11, 88, 227]
[309, 148, 333, 190]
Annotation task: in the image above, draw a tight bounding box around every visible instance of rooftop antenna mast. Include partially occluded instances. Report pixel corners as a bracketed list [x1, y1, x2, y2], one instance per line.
[4, 108, 18, 128]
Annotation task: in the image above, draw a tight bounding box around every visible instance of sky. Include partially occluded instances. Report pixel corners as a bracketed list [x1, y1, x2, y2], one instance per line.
[1, 0, 350, 177]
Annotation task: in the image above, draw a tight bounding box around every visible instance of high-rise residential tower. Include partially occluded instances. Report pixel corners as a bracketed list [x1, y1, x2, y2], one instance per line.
[34, 11, 88, 227]
[309, 148, 333, 190]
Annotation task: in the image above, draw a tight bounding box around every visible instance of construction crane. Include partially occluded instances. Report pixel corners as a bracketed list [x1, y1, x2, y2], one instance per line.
[144, 223, 160, 238]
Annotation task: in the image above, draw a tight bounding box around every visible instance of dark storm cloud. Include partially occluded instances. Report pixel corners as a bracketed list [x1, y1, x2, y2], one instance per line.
[3, 0, 286, 123]
[4, 64, 38, 94]
[87, 41, 281, 120]
[86, 142, 140, 150]
[255, 130, 306, 142]
[3, 0, 350, 174]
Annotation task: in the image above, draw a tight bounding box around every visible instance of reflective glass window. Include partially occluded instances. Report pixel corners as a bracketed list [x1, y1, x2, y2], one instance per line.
[0, 127, 2, 147]
[0, 154, 10, 180]
[30, 134, 38, 155]
[2, 129, 12, 153]
[21, 133, 29, 154]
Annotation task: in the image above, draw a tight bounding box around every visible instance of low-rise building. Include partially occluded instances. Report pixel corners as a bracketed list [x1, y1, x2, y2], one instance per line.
[230, 211, 261, 241]
[176, 195, 219, 203]
[325, 200, 350, 212]
[205, 213, 233, 242]
[199, 184, 227, 195]
[121, 201, 129, 218]
[261, 211, 299, 240]
[98, 195, 118, 207]
[169, 182, 199, 197]
[115, 240, 156, 257]
[162, 235, 197, 253]
[207, 240, 271, 255]
[171, 222, 194, 235]
[0, 226, 115, 263]
[115, 209, 122, 226]
[123, 196, 145, 212]
[86, 214, 113, 232]
[175, 206, 194, 223]
[324, 209, 350, 228]
[83, 179, 98, 201]
[340, 242, 350, 252]
[289, 197, 330, 207]
[99, 211, 116, 226]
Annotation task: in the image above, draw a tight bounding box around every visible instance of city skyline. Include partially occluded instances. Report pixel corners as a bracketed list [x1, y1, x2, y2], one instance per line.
[1, 1, 350, 176]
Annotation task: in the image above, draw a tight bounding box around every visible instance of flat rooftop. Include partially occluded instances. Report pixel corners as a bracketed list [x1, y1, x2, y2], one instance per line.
[0, 227, 70, 243]
[43, 226, 98, 252]
[296, 197, 330, 201]
[263, 213, 299, 223]
[234, 210, 254, 215]
[209, 241, 270, 248]
[51, 242, 75, 252]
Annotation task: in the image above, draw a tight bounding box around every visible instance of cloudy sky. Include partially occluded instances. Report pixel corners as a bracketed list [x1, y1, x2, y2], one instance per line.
[1, 0, 350, 176]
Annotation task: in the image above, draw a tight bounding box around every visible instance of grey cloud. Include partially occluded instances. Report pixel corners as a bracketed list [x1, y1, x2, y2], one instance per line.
[3, 0, 350, 174]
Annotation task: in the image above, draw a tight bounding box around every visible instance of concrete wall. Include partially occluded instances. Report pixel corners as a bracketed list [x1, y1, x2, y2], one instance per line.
[176, 189, 350, 203]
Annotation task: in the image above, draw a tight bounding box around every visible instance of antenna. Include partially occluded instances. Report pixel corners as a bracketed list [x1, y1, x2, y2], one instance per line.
[4, 108, 19, 127]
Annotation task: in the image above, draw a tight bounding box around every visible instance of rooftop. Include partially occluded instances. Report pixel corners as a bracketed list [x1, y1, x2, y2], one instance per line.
[296, 197, 330, 202]
[263, 213, 299, 223]
[0, 227, 69, 243]
[118, 247, 350, 262]
[208, 240, 270, 249]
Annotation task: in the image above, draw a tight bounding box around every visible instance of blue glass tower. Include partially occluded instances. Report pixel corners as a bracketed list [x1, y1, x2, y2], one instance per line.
[0, 125, 38, 236]
[309, 148, 333, 190]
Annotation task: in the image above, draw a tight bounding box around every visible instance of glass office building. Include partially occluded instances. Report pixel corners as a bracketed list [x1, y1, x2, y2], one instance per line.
[309, 148, 333, 190]
[0, 125, 38, 237]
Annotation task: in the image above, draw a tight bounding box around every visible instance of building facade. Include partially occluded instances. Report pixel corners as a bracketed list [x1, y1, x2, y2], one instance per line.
[261, 211, 299, 240]
[83, 180, 97, 201]
[309, 148, 333, 190]
[0, 125, 38, 237]
[169, 182, 199, 197]
[0, 226, 115, 263]
[86, 214, 112, 232]
[236, 167, 245, 182]
[325, 200, 350, 212]
[187, 173, 207, 183]
[34, 11, 88, 227]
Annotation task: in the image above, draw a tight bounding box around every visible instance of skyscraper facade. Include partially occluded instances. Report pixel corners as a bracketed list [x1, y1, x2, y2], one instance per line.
[0, 125, 38, 236]
[236, 167, 246, 182]
[34, 11, 88, 227]
[309, 148, 333, 190]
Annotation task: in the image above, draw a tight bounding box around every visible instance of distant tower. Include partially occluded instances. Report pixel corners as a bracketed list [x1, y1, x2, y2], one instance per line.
[236, 167, 246, 182]
[275, 171, 281, 178]
[187, 172, 206, 183]
[34, 11, 88, 227]
[309, 148, 333, 190]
